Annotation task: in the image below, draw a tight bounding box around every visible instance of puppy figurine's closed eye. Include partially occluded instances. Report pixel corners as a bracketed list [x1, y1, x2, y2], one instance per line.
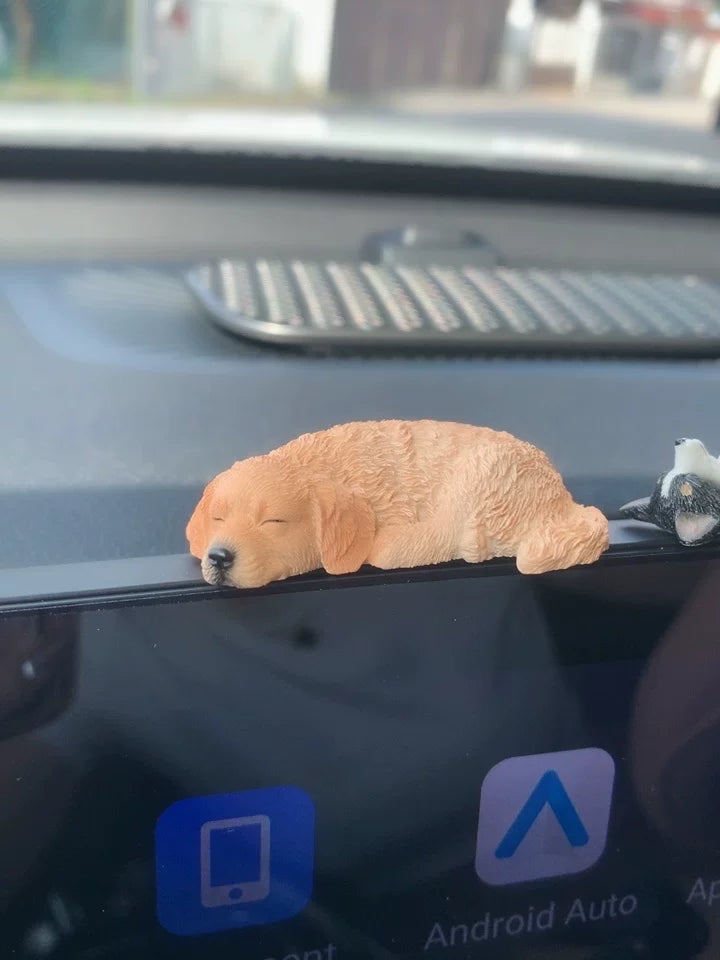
[187, 420, 609, 588]
[621, 438, 720, 546]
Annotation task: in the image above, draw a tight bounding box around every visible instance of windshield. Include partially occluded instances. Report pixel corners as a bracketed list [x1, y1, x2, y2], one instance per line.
[2, 0, 720, 183]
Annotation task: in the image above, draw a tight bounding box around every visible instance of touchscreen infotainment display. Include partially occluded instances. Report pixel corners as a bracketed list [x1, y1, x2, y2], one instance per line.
[1, 557, 719, 959]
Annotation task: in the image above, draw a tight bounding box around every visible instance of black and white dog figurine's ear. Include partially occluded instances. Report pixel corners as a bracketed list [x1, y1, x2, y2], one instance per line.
[621, 439, 720, 546]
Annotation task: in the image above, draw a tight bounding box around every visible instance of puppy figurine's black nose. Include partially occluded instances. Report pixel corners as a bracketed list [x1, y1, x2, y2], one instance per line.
[208, 547, 234, 570]
[675, 438, 687, 446]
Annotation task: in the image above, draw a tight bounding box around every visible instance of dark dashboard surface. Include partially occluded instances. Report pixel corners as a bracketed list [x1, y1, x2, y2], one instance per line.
[1, 181, 719, 570]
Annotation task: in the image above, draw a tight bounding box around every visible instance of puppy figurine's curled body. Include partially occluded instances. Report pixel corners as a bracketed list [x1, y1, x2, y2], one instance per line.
[187, 420, 609, 588]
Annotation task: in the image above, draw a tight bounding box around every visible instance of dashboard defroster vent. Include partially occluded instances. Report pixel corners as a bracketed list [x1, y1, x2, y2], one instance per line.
[187, 260, 720, 356]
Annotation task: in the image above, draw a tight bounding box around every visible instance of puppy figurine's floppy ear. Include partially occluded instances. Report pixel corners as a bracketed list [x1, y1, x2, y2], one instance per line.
[312, 483, 375, 575]
[186, 476, 218, 559]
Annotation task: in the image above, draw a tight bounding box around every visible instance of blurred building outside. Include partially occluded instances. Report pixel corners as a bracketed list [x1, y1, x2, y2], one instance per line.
[498, 0, 720, 101]
[0, 0, 335, 97]
[134, 0, 339, 98]
[328, 0, 511, 96]
[0, 0, 717, 122]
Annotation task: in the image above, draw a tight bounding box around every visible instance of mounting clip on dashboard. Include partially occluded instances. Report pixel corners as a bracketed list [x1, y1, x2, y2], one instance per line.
[359, 224, 502, 267]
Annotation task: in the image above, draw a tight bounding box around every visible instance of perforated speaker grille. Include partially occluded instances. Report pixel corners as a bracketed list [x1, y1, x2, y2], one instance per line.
[187, 260, 720, 355]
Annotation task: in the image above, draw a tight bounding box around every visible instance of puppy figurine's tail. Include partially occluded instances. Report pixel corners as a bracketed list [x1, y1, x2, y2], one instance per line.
[620, 497, 652, 523]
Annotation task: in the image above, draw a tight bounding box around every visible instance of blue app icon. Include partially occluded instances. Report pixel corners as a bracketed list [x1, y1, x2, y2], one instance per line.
[475, 748, 614, 886]
[155, 786, 315, 936]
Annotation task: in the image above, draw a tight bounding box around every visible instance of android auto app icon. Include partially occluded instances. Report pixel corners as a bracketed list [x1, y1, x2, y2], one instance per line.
[476, 748, 615, 886]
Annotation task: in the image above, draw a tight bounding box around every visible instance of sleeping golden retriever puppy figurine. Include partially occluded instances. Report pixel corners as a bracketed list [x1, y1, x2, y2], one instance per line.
[187, 420, 608, 588]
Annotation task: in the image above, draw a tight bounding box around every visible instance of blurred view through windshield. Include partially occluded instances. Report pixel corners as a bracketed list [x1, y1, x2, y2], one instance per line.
[2, 0, 720, 167]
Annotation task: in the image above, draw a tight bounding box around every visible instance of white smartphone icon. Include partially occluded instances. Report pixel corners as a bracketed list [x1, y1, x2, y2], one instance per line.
[200, 814, 271, 908]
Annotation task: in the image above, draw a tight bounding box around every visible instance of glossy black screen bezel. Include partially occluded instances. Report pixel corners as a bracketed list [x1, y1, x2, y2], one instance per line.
[0, 520, 713, 617]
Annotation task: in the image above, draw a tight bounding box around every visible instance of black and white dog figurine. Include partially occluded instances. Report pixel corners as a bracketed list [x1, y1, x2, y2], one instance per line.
[621, 438, 720, 546]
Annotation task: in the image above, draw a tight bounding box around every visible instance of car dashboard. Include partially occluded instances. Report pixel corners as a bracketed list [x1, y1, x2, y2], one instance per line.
[2, 172, 720, 960]
[1, 180, 720, 570]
